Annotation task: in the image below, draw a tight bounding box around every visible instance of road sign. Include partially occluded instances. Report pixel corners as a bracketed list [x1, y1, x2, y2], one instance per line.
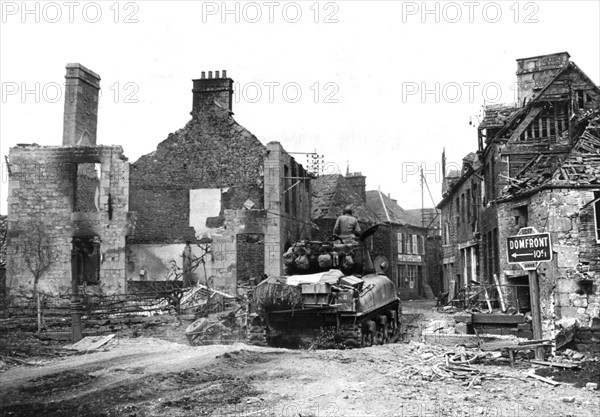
[507, 227, 547, 360]
[507, 227, 552, 271]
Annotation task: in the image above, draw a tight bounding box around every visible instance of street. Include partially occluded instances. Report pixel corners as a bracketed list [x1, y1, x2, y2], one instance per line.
[1, 327, 598, 417]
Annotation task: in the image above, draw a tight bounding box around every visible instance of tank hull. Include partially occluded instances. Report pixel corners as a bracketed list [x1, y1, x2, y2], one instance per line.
[248, 272, 402, 348]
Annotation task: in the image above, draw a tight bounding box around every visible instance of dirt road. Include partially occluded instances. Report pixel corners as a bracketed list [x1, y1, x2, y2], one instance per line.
[1, 335, 598, 417]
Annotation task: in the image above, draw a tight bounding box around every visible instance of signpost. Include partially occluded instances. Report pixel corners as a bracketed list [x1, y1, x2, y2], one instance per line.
[507, 227, 553, 360]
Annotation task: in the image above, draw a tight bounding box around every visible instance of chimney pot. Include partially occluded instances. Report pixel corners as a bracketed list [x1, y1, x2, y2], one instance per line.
[201, 71, 206, 79]
[208, 71, 213, 79]
[222, 70, 227, 78]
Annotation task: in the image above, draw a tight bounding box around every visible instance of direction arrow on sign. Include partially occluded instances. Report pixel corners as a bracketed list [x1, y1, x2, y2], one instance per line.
[507, 228, 553, 266]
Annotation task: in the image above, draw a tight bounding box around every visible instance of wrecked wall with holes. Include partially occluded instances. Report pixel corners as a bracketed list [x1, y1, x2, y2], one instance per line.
[128, 73, 311, 293]
[6, 145, 135, 296]
[497, 189, 600, 350]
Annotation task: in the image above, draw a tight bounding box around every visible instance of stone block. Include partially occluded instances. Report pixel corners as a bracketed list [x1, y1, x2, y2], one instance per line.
[556, 293, 571, 307]
[517, 330, 533, 339]
[575, 343, 591, 352]
[454, 322, 468, 334]
[576, 330, 593, 341]
[556, 279, 579, 294]
[454, 313, 472, 324]
[556, 306, 580, 320]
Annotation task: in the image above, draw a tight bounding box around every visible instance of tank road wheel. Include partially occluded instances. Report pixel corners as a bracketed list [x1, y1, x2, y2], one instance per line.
[339, 324, 363, 348]
[362, 321, 376, 347]
[247, 317, 267, 346]
[387, 309, 398, 341]
[376, 315, 389, 345]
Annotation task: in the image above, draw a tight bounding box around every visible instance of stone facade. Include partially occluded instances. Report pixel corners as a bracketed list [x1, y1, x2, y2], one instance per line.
[439, 52, 600, 351]
[127, 72, 312, 294]
[6, 144, 134, 295]
[5, 63, 135, 297]
[497, 190, 600, 347]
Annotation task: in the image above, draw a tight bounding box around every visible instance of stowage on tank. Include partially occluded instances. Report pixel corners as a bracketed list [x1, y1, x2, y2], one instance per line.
[247, 225, 402, 348]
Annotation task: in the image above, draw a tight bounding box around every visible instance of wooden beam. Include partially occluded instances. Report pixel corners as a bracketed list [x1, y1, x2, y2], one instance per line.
[526, 370, 560, 386]
[509, 107, 543, 142]
[529, 270, 544, 360]
[472, 313, 525, 324]
[530, 360, 580, 369]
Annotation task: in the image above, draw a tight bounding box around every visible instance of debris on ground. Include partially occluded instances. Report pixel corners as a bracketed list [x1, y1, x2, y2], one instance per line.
[69, 334, 115, 352]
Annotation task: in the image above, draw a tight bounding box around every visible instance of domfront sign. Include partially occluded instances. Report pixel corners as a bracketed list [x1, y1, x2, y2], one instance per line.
[507, 227, 553, 271]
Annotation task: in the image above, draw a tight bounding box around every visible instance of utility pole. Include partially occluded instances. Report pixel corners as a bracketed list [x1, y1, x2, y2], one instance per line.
[420, 166, 425, 228]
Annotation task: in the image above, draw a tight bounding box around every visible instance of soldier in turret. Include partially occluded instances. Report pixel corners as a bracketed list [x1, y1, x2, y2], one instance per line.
[333, 205, 361, 244]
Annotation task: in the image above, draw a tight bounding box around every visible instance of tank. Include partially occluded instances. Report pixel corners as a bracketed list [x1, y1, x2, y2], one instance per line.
[247, 225, 402, 348]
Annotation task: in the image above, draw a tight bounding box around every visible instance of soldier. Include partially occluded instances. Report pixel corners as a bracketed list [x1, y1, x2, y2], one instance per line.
[333, 205, 361, 244]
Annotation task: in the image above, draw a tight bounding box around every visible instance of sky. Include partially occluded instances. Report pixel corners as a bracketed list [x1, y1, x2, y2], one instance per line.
[1, 0, 599, 215]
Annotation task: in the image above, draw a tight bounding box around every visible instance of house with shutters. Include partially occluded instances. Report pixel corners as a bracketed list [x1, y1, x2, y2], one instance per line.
[366, 190, 429, 299]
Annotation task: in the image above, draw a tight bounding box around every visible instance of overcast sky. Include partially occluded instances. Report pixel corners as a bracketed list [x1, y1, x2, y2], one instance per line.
[1, 0, 599, 215]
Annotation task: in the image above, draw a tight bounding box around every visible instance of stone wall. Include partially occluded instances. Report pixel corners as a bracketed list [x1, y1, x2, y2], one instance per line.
[128, 116, 311, 288]
[6, 145, 133, 296]
[129, 104, 266, 244]
[263, 142, 312, 277]
[497, 189, 600, 343]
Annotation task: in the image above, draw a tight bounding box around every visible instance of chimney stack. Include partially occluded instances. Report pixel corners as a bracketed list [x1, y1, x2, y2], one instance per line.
[345, 171, 367, 202]
[516, 52, 570, 106]
[192, 69, 233, 113]
[62, 63, 101, 146]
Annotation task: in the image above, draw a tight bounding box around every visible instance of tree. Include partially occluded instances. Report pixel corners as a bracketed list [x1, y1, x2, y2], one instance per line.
[21, 220, 57, 332]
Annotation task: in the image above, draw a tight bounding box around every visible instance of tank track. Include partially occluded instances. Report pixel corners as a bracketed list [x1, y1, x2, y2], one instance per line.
[339, 303, 401, 348]
[246, 303, 401, 349]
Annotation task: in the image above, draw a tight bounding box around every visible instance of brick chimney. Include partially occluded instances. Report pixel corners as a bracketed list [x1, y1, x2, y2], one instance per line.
[192, 70, 234, 113]
[345, 171, 366, 202]
[516, 52, 570, 106]
[62, 63, 101, 146]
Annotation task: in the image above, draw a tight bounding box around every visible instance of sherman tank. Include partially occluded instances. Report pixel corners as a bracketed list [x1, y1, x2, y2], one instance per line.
[247, 225, 401, 348]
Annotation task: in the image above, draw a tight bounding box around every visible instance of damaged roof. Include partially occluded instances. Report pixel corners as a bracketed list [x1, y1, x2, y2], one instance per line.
[481, 62, 600, 145]
[365, 190, 422, 227]
[479, 104, 520, 129]
[311, 175, 380, 223]
[501, 113, 600, 199]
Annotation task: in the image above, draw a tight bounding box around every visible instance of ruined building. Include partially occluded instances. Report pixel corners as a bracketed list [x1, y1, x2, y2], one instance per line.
[127, 71, 312, 295]
[6, 64, 135, 296]
[440, 52, 600, 351]
[5, 66, 312, 298]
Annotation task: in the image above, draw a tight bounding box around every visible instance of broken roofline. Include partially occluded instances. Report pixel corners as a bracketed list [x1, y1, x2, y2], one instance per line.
[496, 182, 600, 203]
[498, 112, 600, 201]
[480, 61, 600, 155]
